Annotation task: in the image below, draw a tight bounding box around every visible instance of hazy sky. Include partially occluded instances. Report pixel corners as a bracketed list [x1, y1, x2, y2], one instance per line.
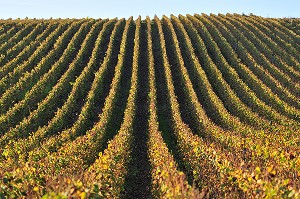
[0, 0, 299, 19]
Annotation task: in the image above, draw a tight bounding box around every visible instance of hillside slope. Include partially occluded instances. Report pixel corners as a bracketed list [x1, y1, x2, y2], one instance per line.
[0, 14, 300, 198]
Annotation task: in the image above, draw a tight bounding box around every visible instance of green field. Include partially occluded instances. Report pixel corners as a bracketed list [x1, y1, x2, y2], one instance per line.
[0, 14, 300, 198]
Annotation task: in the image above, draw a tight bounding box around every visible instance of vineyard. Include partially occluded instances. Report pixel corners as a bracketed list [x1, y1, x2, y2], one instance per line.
[0, 13, 300, 198]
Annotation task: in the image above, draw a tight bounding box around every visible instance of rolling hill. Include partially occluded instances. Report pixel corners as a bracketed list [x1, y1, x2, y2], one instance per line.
[0, 13, 300, 198]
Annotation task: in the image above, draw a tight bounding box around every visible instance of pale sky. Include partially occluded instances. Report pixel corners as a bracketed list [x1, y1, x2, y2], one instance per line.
[0, 0, 299, 19]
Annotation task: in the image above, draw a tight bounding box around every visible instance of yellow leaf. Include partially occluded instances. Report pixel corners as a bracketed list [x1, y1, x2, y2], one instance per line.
[267, 166, 273, 173]
[80, 192, 86, 199]
[255, 167, 261, 174]
[270, 170, 276, 175]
